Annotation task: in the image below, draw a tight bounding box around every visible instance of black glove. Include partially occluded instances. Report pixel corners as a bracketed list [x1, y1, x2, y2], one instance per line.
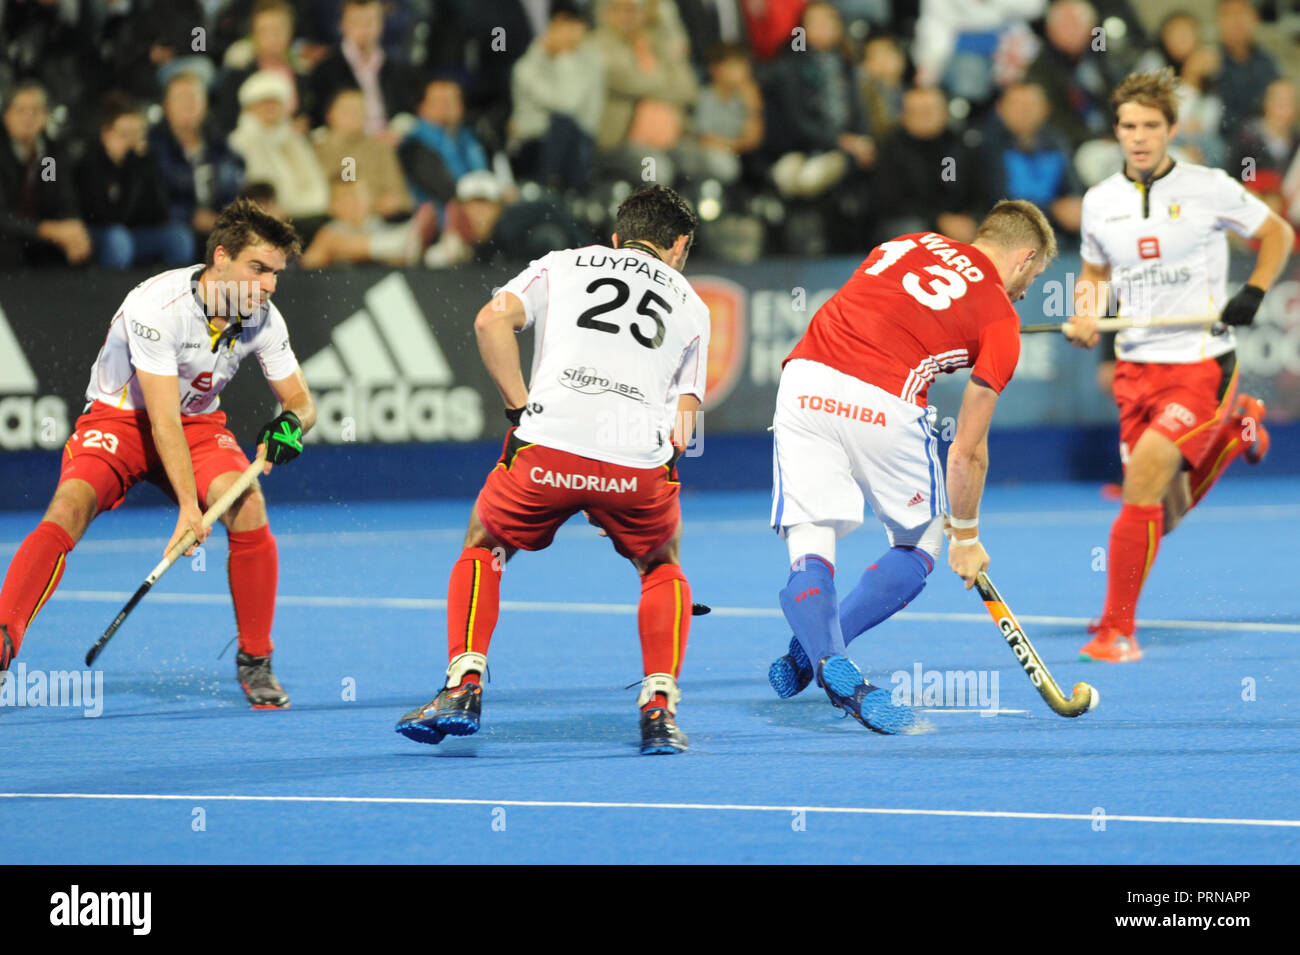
[1220, 285, 1265, 327]
[257, 410, 304, 465]
[504, 406, 525, 427]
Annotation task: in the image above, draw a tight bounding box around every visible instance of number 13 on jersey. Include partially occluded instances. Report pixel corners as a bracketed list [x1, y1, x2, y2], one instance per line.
[864, 238, 985, 310]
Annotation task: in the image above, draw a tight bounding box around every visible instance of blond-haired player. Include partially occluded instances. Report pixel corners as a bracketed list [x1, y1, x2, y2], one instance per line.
[1067, 70, 1294, 662]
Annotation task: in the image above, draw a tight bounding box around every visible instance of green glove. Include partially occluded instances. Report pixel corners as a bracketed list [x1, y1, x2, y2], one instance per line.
[258, 410, 304, 465]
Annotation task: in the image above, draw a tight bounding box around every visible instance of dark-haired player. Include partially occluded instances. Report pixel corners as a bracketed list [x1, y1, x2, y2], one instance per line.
[768, 200, 1056, 733]
[0, 199, 316, 707]
[1066, 69, 1294, 662]
[396, 184, 710, 755]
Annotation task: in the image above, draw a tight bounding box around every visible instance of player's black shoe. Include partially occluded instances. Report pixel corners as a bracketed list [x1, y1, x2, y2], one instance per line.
[639, 707, 688, 755]
[818, 654, 915, 735]
[0, 625, 14, 672]
[396, 682, 482, 745]
[236, 650, 290, 709]
[768, 635, 814, 698]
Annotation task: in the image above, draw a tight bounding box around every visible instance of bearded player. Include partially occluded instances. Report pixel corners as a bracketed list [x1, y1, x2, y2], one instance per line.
[767, 201, 1057, 733]
[396, 185, 710, 755]
[1066, 70, 1294, 663]
[0, 199, 315, 706]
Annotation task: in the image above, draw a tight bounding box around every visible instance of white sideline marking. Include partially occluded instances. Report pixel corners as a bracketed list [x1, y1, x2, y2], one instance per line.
[0, 792, 1296, 829]
[3, 501, 1299, 556]
[53, 590, 1300, 633]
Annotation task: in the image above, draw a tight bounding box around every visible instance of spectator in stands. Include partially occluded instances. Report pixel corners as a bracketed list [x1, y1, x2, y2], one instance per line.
[872, 85, 979, 243]
[682, 43, 764, 185]
[508, 5, 605, 193]
[1215, 0, 1279, 141]
[0, 81, 91, 268]
[675, 0, 749, 72]
[1025, 0, 1114, 150]
[1231, 79, 1299, 217]
[75, 93, 194, 269]
[229, 70, 329, 221]
[859, 34, 907, 141]
[149, 72, 246, 243]
[593, 0, 699, 185]
[765, 2, 873, 199]
[216, 0, 311, 135]
[240, 180, 290, 220]
[978, 82, 1083, 233]
[300, 179, 433, 268]
[401, 78, 490, 205]
[1134, 10, 1202, 74]
[739, 0, 808, 61]
[308, 0, 416, 136]
[422, 169, 594, 267]
[314, 87, 413, 218]
[912, 0, 1046, 103]
[93, 0, 217, 100]
[1173, 46, 1228, 168]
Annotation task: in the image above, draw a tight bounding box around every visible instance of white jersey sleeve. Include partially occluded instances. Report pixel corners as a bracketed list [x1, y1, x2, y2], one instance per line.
[1079, 189, 1110, 268]
[1208, 168, 1272, 239]
[500, 252, 557, 332]
[254, 303, 300, 382]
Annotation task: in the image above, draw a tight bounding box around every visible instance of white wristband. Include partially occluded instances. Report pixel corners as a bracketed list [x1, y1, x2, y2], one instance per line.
[948, 515, 979, 529]
[950, 535, 980, 547]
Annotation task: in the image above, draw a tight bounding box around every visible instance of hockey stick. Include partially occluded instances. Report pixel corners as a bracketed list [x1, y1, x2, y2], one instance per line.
[1020, 315, 1221, 334]
[85, 451, 267, 665]
[973, 572, 1098, 718]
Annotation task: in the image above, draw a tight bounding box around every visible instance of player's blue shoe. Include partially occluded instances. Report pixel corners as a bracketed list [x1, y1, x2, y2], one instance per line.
[768, 635, 814, 698]
[395, 682, 482, 745]
[640, 707, 688, 755]
[818, 654, 915, 735]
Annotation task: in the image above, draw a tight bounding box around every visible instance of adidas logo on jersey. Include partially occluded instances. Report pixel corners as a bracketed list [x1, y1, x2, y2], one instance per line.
[299, 273, 484, 444]
[906, 492, 924, 507]
[0, 303, 70, 450]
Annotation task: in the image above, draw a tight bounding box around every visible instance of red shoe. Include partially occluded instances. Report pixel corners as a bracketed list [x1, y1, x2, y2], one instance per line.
[1232, 394, 1270, 464]
[1078, 626, 1143, 663]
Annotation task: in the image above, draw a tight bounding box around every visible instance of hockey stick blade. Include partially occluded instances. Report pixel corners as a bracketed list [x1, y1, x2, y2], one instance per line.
[974, 572, 1098, 717]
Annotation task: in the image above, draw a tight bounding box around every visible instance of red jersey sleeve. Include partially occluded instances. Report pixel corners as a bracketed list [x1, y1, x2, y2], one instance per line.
[970, 317, 1020, 393]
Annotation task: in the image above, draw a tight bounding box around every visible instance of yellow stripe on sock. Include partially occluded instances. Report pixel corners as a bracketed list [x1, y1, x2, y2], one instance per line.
[1140, 522, 1157, 586]
[27, 553, 65, 628]
[671, 579, 682, 675]
[465, 560, 482, 653]
[1193, 438, 1240, 501]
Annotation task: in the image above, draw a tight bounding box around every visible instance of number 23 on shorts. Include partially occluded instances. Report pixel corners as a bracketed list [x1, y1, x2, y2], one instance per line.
[79, 429, 120, 454]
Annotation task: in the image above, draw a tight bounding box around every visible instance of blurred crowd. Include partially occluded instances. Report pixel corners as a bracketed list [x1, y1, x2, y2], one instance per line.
[1, 0, 1297, 271]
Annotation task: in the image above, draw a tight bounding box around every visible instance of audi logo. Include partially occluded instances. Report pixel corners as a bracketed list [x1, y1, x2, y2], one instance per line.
[130, 321, 161, 341]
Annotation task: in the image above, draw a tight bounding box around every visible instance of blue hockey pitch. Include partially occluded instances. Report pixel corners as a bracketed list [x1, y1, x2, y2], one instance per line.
[1, 476, 1297, 863]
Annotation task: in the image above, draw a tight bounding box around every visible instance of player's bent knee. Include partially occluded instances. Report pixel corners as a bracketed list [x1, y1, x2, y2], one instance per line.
[784, 522, 837, 568]
[43, 481, 97, 542]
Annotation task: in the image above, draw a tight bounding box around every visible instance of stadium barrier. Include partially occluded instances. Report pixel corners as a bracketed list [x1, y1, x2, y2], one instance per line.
[0, 253, 1296, 508]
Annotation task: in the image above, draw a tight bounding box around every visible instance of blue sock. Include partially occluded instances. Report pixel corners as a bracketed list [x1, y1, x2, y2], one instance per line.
[841, 546, 934, 645]
[779, 556, 845, 670]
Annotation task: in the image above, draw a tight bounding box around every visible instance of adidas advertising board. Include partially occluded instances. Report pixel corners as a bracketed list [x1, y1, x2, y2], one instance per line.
[0, 303, 69, 450]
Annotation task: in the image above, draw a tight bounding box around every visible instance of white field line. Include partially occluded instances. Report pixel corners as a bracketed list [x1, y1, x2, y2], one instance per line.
[51, 590, 1300, 633]
[0, 791, 1297, 829]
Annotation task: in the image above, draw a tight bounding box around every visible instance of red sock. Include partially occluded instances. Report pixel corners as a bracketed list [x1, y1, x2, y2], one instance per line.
[0, 520, 74, 653]
[1100, 504, 1163, 635]
[638, 564, 691, 710]
[228, 525, 277, 657]
[1189, 423, 1248, 507]
[447, 548, 501, 683]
